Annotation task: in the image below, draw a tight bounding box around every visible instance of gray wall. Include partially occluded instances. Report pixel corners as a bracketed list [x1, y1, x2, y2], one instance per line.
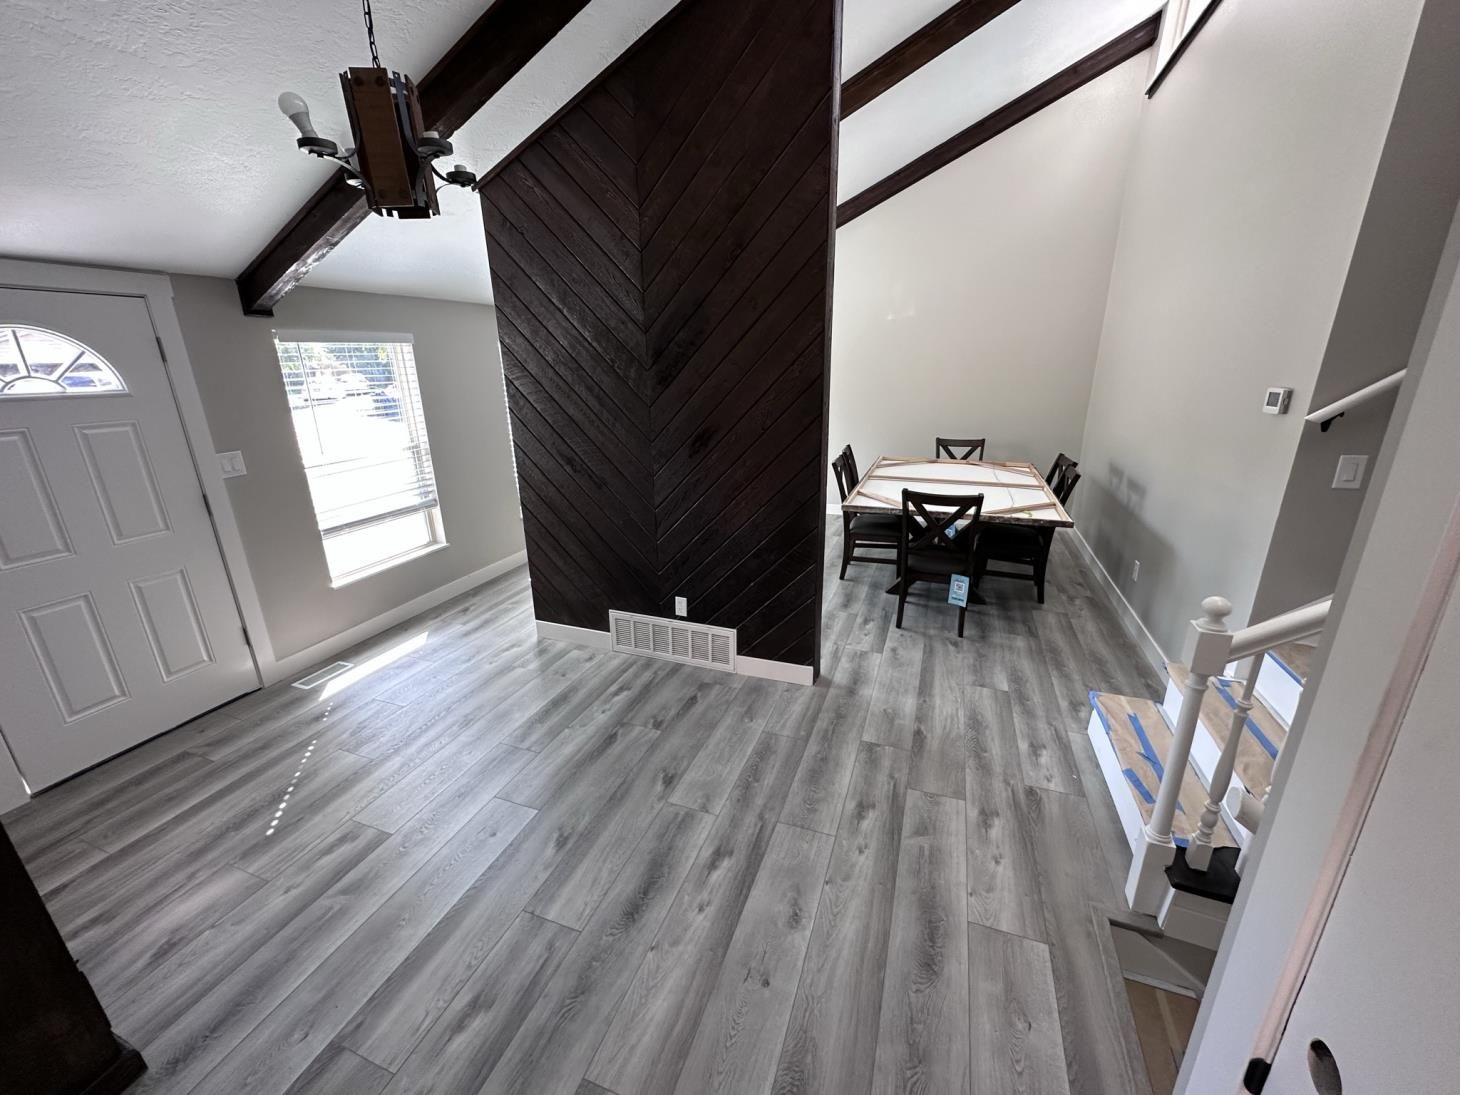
[170, 276, 524, 664]
[1250, 0, 1460, 621]
[830, 57, 1146, 482]
[1075, 0, 1428, 657]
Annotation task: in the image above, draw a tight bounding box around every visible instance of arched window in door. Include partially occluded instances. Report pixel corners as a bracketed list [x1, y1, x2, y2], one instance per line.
[0, 326, 127, 396]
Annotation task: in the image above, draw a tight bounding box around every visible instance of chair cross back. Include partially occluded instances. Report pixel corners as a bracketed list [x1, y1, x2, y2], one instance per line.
[935, 437, 987, 461]
[902, 489, 984, 552]
[832, 446, 858, 502]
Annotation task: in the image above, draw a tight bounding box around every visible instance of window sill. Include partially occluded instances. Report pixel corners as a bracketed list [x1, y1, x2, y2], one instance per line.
[329, 540, 449, 589]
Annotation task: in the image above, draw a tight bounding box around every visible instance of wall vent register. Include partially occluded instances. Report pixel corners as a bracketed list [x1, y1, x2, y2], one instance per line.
[272, 331, 444, 584]
[609, 611, 735, 673]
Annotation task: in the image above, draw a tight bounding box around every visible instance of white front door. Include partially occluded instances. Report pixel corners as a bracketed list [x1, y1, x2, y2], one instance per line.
[0, 288, 255, 790]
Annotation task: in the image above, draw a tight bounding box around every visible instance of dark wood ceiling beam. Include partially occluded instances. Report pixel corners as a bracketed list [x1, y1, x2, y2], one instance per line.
[841, 0, 1024, 117]
[837, 13, 1159, 227]
[236, 0, 593, 316]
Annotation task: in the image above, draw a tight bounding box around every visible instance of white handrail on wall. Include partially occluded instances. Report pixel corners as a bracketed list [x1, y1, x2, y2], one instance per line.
[1124, 593, 1332, 914]
[1304, 368, 1406, 426]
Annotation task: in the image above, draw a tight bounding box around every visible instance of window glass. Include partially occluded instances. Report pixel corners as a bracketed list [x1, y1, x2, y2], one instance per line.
[0, 326, 127, 396]
[271, 333, 444, 584]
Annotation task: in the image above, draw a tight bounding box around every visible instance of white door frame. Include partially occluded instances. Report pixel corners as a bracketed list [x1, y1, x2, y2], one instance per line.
[0, 259, 273, 807]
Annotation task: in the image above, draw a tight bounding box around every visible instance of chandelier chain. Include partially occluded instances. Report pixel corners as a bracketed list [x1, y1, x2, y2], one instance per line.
[362, 0, 381, 68]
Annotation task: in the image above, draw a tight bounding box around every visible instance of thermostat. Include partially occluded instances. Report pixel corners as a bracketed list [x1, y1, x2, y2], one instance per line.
[1263, 387, 1293, 415]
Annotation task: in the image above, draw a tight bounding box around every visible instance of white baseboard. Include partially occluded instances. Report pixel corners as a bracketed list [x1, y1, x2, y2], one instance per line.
[1068, 529, 1169, 682]
[535, 619, 612, 649]
[535, 619, 814, 686]
[736, 655, 815, 686]
[263, 552, 529, 685]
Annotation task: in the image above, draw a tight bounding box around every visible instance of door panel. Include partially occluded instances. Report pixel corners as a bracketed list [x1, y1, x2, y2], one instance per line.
[0, 428, 74, 568]
[0, 289, 255, 789]
[74, 420, 171, 543]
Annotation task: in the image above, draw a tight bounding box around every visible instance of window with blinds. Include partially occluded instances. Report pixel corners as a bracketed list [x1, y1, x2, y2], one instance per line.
[272, 331, 445, 584]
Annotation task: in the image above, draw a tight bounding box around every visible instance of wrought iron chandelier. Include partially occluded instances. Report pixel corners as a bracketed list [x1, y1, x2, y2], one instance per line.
[277, 0, 478, 218]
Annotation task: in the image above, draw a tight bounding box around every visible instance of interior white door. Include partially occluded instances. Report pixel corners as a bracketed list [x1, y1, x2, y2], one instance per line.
[0, 288, 255, 790]
[1260, 554, 1460, 1093]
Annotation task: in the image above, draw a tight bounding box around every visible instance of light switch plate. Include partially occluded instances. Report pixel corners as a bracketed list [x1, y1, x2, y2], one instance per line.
[218, 450, 247, 478]
[1332, 454, 1368, 490]
[674, 596, 688, 617]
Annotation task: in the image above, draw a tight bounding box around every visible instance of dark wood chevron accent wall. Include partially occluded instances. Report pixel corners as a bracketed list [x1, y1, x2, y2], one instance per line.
[481, 0, 839, 672]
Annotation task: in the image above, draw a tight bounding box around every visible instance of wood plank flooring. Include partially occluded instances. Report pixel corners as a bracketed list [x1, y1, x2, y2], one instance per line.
[6, 519, 1162, 1094]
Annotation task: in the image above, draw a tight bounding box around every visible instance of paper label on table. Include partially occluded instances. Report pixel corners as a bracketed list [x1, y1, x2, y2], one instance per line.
[948, 574, 970, 607]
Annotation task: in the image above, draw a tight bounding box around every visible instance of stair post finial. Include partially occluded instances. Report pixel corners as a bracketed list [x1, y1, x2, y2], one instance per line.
[1199, 596, 1233, 630]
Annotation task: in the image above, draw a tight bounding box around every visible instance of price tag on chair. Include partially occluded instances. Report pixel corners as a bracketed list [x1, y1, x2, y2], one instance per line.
[948, 574, 970, 607]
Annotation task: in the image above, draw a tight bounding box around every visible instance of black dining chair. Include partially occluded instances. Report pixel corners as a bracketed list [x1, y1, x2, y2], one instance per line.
[935, 437, 986, 461]
[833, 445, 900, 579]
[1046, 453, 1080, 502]
[974, 462, 1081, 604]
[895, 488, 984, 637]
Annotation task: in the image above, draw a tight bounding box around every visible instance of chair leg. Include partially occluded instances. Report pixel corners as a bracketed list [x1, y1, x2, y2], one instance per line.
[895, 576, 909, 629]
[1034, 553, 1049, 604]
[958, 603, 967, 638]
[840, 535, 851, 581]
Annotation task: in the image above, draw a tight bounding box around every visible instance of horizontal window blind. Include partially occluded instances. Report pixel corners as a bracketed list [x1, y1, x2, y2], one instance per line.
[272, 334, 440, 539]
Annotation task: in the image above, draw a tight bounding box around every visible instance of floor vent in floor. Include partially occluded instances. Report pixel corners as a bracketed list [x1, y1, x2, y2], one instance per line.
[609, 611, 736, 673]
[291, 661, 355, 689]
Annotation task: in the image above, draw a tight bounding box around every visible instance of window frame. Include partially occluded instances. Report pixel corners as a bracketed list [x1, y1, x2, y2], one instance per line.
[271, 328, 447, 586]
[1147, 0, 1225, 98]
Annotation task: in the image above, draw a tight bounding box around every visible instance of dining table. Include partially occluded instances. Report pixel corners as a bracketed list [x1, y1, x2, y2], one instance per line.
[840, 456, 1075, 528]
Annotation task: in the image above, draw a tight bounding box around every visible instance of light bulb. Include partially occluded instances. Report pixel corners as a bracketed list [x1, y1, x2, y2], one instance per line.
[277, 91, 318, 138]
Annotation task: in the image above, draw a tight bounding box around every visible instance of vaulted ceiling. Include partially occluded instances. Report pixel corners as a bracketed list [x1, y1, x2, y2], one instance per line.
[0, 0, 1157, 306]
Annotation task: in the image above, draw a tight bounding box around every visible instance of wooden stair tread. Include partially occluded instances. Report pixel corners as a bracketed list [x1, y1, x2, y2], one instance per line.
[1089, 692, 1237, 849]
[1168, 663, 1285, 799]
[1269, 640, 1314, 685]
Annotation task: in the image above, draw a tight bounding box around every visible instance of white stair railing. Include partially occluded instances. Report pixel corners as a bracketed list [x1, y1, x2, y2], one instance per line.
[1124, 594, 1332, 915]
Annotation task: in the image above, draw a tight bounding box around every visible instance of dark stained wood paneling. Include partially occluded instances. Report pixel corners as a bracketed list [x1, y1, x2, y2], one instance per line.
[841, 0, 1025, 116]
[483, 0, 838, 670]
[838, 14, 1160, 226]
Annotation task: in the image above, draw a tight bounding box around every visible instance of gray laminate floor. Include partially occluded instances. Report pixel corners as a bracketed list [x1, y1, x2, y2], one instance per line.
[7, 519, 1164, 1094]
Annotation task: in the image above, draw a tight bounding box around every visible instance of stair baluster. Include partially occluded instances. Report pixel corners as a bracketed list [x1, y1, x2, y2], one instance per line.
[1125, 595, 1234, 914]
[1187, 655, 1262, 869]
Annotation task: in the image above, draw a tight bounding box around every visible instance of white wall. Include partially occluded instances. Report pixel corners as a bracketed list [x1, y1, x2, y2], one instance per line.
[1181, 198, 1460, 1093]
[1074, 0, 1427, 658]
[170, 277, 524, 666]
[830, 56, 1146, 483]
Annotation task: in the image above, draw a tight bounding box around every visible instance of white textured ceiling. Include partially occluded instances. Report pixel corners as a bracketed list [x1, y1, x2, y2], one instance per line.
[0, 0, 1157, 305]
[0, 0, 677, 304]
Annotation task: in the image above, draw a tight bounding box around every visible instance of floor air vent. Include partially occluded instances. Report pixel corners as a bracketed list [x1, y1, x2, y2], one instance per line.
[290, 661, 354, 689]
[609, 611, 735, 673]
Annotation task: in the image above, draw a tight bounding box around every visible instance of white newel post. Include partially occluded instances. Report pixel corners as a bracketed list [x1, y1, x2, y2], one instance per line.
[1124, 595, 1233, 914]
[1187, 654, 1260, 870]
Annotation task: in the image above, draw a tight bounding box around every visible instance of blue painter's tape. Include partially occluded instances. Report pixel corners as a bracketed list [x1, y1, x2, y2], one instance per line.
[1089, 691, 1113, 735]
[1123, 768, 1155, 804]
[1270, 650, 1304, 685]
[1212, 679, 1280, 760]
[1127, 712, 1165, 781]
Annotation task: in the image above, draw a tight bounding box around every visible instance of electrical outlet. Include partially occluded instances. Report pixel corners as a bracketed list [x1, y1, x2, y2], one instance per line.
[1131, 560, 1141, 582]
[674, 596, 688, 617]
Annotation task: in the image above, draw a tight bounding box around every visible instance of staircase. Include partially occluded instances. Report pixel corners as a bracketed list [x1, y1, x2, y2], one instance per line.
[1090, 597, 1328, 947]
